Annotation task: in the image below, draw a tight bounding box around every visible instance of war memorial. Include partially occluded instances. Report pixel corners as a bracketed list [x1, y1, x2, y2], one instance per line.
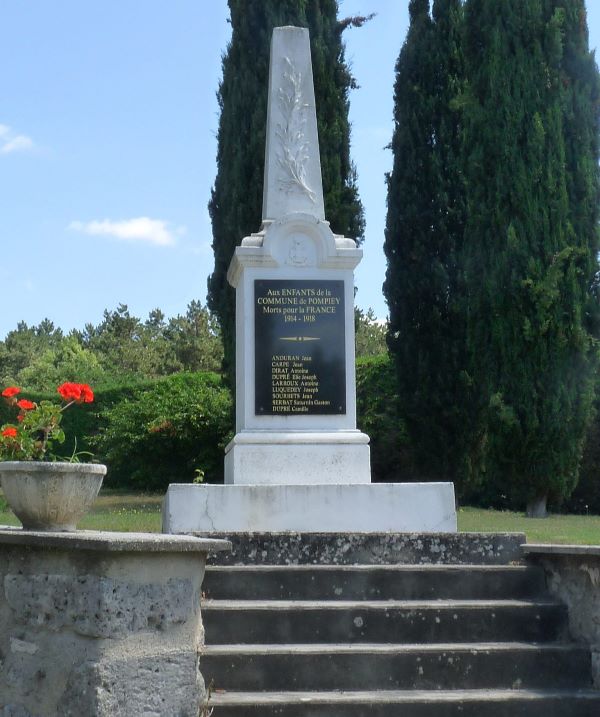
[162, 27, 456, 534]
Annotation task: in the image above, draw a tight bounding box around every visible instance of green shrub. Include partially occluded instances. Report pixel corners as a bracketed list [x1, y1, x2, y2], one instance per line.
[94, 372, 232, 490]
[356, 355, 417, 482]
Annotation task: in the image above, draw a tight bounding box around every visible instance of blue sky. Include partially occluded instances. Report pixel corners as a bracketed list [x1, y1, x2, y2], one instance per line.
[1, 1, 598, 340]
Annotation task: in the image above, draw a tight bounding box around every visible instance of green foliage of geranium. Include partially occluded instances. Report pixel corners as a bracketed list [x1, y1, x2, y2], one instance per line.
[0, 383, 93, 462]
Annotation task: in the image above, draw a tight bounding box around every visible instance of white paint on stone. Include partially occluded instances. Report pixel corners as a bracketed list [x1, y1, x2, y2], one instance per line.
[163, 483, 458, 534]
[224, 431, 370, 485]
[227, 214, 364, 441]
[225, 37, 372, 491]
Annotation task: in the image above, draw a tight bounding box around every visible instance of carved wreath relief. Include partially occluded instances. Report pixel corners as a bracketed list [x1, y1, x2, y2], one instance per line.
[276, 57, 316, 203]
[286, 236, 311, 266]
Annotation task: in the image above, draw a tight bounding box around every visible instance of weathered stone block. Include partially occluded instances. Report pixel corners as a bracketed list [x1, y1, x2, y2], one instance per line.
[0, 527, 229, 716]
[57, 651, 201, 716]
[4, 574, 195, 638]
[524, 544, 600, 688]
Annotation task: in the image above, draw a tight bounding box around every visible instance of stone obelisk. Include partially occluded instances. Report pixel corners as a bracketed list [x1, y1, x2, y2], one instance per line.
[162, 27, 456, 533]
[224, 26, 370, 487]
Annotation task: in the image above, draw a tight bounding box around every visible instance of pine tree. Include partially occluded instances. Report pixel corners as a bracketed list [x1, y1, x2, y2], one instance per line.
[207, 0, 365, 382]
[383, 0, 473, 490]
[461, 0, 599, 514]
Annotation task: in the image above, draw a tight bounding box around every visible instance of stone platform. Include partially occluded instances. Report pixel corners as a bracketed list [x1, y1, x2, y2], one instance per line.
[162, 482, 457, 534]
[0, 526, 230, 717]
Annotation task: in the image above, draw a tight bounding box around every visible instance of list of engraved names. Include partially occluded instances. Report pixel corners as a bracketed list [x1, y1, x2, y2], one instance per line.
[254, 280, 346, 415]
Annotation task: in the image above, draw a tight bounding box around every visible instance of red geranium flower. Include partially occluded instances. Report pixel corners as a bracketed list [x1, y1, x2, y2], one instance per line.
[1, 427, 18, 438]
[57, 382, 82, 401]
[57, 382, 94, 404]
[16, 399, 36, 411]
[1, 387, 20, 398]
[80, 384, 94, 403]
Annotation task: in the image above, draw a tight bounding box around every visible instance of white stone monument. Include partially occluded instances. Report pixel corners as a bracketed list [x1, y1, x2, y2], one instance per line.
[163, 27, 456, 534]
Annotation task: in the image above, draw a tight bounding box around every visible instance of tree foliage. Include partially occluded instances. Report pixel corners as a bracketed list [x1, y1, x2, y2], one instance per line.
[356, 354, 416, 482]
[208, 0, 366, 382]
[0, 302, 223, 392]
[462, 0, 599, 512]
[384, 0, 600, 510]
[354, 308, 387, 358]
[383, 0, 474, 491]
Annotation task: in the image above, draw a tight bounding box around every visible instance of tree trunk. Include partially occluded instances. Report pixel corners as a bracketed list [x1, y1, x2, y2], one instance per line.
[526, 494, 548, 519]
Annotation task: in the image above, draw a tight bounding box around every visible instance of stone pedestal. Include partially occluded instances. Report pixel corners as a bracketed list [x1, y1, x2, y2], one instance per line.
[224, 431, 370, 485]
[0, 527, 230, 717]
[225, 211, 371, 488]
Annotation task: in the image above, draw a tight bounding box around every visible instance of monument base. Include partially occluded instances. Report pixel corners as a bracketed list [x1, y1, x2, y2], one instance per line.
[162, 482, 457, 534]
[224, 431, 371, 485]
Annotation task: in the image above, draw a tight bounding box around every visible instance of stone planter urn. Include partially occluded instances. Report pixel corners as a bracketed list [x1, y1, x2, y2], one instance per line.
[0, 461, 106, 531]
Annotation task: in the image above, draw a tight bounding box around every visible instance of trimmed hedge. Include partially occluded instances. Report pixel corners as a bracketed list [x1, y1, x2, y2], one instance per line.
[93, 372, 232, 490]
[356, 354, 416, 482]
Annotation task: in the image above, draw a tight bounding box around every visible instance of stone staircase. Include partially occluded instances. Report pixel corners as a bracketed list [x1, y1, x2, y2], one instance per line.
[199, 533, 600, 716]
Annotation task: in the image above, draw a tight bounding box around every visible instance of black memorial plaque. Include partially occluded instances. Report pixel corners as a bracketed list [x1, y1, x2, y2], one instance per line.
[254, 279, 346, 415]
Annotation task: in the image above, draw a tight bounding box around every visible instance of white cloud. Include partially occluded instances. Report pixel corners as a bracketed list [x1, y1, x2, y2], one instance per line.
[69, 217, 179, 247]
[0, 124, 35, 154]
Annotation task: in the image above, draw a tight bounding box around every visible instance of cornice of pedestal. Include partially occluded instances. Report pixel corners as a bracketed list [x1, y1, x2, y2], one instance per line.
[227, 213, 362, 287]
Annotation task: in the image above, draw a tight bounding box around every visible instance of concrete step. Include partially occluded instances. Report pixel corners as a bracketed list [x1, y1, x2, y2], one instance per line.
[206, 688, 600, 717]
[201, 642, 591, 691]
[203, 564, 547, 601]
[202, 599, 567, 645]
[204, 532, 527, 566]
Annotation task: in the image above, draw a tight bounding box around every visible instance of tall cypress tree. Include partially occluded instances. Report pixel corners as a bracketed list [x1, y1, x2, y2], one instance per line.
[555, 1, 600, 511]
[461, 0, 599, 514]
[383, 0, 474, 490]
[208, 0, 365, 382]
[561, 0, 600, 333]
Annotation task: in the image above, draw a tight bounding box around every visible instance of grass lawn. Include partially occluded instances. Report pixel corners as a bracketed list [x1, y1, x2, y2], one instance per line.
[1, 490, 600, 543]
[0, 490, 163, 533]
[458, 506, 600, 545]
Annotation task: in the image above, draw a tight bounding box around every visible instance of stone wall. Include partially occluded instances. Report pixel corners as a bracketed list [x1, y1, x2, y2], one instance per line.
[524, 545, 600, 688]
[0, 528, 229, 717]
